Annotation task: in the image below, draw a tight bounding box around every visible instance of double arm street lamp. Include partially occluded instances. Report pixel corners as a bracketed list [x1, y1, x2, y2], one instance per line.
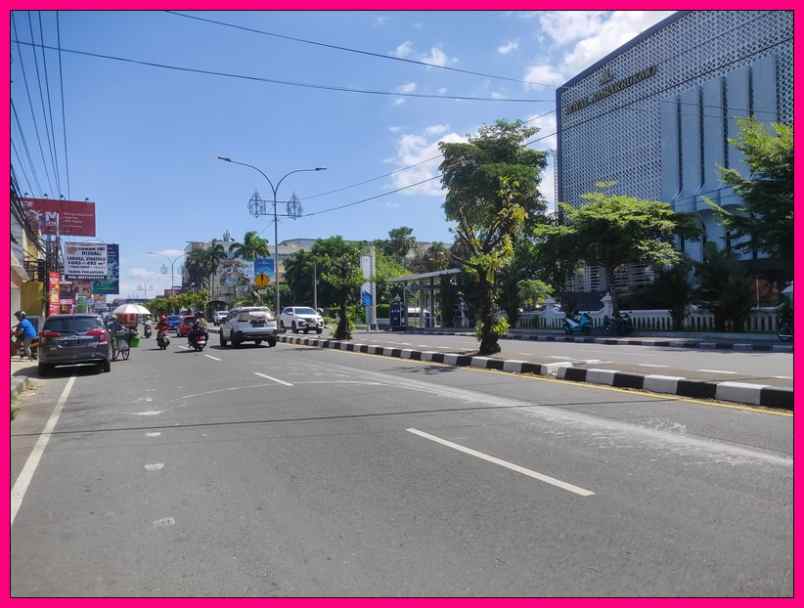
[147, 251, 186, 296]
[218, 156, 327, 320]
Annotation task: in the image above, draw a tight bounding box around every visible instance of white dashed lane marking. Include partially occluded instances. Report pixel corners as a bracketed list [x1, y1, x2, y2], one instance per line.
[204, 354, 222, 361]
[699, 369, 737, 375]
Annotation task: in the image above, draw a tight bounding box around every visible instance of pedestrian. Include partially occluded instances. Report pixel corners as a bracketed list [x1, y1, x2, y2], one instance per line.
[14, 311, 37, 360]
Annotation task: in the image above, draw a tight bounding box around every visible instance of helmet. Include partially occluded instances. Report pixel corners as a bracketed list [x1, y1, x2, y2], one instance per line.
[15, 311, 26, 319]
[195, 311, 203, 318]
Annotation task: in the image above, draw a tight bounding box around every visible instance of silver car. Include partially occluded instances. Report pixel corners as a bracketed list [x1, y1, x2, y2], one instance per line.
[38, 314, 112, 375]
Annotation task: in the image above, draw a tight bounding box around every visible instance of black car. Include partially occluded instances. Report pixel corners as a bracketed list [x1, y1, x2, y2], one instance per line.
[38, 314, 112, 376]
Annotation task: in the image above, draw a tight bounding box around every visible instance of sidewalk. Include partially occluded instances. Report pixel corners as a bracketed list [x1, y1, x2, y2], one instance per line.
[11, 358, 38, 408]
[391, 327, 792, 352]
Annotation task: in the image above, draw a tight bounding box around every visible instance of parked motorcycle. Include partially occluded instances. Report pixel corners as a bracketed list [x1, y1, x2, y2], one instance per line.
[603, 311, 634, 337]
[156, 330, 170, 350]
[563, 312, 591, 336]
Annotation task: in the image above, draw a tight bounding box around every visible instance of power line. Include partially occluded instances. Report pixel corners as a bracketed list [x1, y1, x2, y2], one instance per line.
[12, 140, 36, 195]
[303, 176, 442, 218]
[13, 14, 55, 194]
[11, 99, 45, 194]
[27, 12, 60, 195]
[37, 11, 63, 195]
[165, 10, 557, 89]
[12, 39, 553, 104]
[56, 11, 71, 199]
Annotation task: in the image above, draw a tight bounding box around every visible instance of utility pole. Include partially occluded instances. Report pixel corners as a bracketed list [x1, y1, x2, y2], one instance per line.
[313, 260, 318, 310]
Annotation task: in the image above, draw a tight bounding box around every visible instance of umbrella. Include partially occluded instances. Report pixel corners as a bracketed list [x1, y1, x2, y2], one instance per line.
[113, 304, 152, 316]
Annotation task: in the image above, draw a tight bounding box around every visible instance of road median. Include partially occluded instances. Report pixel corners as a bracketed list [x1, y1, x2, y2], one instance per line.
[277, 335, 793, 410]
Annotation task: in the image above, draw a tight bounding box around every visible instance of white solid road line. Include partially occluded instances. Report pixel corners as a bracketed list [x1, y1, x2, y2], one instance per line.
[639, 363, 669, 368]
[253, 372, 294, 387]
[774, 376, 793, 380]
[12, 376, 77, 525]
[406, 428, 595, 497]
[204, 354, 222, 361]
[144, 463, 165, 471]
[699, 369, 737, 375]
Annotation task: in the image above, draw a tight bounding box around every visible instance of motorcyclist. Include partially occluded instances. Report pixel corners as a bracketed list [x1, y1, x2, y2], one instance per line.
[188, 311, 208, 346]
[156, 314, 170, 334]
[14, 311, 37, 360]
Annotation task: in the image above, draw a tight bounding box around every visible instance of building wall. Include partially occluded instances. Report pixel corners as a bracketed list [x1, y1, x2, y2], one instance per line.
[556, 11, 793, 291]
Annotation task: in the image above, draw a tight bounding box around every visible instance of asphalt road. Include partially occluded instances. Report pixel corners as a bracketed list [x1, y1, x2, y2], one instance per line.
[11, 335, 793, 596]
[349, 331, 794, 389]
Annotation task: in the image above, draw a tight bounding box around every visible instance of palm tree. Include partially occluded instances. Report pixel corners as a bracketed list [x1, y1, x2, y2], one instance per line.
[231, 231, 271, 261]
[205, 243, 226, 296]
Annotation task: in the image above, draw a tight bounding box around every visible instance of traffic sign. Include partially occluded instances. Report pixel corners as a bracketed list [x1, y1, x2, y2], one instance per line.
[255, 272, 270, 288]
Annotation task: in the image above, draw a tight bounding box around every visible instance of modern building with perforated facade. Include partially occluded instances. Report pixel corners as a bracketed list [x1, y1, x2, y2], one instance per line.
[556, 10, 793, 294]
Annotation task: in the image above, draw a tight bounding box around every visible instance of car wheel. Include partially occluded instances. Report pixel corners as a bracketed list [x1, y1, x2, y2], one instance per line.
[304, 328, 309, 334]
[268, 339, 277, 348]
[292, 322, 299, 334]
[232, 334, 241, 348]
[38, 363, 51, 376]
[220, 332, 228, 347]
[316, 328, 323, 334]
[255, 339, 262, 346]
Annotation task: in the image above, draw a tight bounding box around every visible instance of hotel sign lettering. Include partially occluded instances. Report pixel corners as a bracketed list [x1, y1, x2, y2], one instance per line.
[566, 65, 657, 114]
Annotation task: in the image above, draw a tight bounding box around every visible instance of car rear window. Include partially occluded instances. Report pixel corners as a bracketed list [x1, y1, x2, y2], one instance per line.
[44, 317, 102, 334]
[295, 307, 317, 315]
[237, 308, 274, 321]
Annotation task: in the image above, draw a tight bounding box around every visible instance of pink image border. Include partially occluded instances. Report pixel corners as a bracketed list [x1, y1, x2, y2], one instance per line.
[1, 2, 798, 605]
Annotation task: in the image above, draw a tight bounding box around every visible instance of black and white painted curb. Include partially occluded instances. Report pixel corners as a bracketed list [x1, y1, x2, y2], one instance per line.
[386, 330, 793, 353]
[278, 335, 794, 410]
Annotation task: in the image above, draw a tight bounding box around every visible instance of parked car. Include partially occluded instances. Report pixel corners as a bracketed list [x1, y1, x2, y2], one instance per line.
[213, 310, 229, 326]
[166, 314, 182, 330]
[38, 314, 111, 376]
[177, 315, 195, 337]
[280, 306, 325, 334]
[219, 307, 278, 348]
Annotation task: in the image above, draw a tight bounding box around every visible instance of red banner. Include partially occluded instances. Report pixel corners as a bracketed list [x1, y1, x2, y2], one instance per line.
[22, 198, 96, 237]
[48, 272, 60, 316]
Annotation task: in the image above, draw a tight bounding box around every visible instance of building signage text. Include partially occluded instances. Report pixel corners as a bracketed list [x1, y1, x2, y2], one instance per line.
[566, 65, 657, 114]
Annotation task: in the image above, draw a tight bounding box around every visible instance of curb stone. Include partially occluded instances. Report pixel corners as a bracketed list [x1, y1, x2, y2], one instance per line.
[278, 335, 793, 410]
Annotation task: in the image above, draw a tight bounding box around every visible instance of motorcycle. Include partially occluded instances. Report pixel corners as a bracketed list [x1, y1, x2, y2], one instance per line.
[11, 326, 38, 359]
[603, 311, 634, 337]
[143, 322, 153, 338]
[156, 330, 170, 350]
[188, 330, 207, 352]
[563, 312, 591, 336]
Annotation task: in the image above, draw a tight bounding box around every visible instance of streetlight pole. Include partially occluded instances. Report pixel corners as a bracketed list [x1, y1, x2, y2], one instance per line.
[218, 156, 326, 321]
[147, 251, 186, 296]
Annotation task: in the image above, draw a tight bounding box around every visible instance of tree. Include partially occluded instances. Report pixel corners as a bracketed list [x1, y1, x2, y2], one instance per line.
[231, 231, 271, 261]
[283, 249, 315, 305]
[409, 241, 451, 274]
[498, 234, 539, 326]
[535, 188, 700, 315]
[440, 119, 548, 354]
[317, 237, 362, 339]
[625, 261, 693, 330]
[531, 214, 582, 314]
[517, 279, 553, 310]
[706, 117, 793, 282]
[694, 243, 753, 331]
[205, 243, 226, 297]
[386, 227, 416, 263]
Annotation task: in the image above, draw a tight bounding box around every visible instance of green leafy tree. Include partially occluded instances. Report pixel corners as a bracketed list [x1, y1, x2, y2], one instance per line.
[409, 241, 451, 274]
[440, 119, 547, 354]
[536, 189, 700, 315]
[706, 117, 793, 282]
[386, 227, 417, 264]
[498, 234, 539, 325]
[231, 231, 271, 261]
[318, 238, 362, 339]
[283, 249, 316, 305]
[694, 243, 754, 332]
[517, 279, 553, 310]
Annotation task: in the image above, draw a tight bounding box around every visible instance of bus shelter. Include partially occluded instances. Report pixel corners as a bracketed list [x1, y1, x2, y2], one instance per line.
[388, 268, 464, 330]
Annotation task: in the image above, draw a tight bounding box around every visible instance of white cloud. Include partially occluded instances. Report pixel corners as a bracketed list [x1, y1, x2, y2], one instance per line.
[497, 39, 519, 55]
[436, 87, 448, 95]
[152, 249, 184, 257]
[490, 91, 505, 99]
[424, 124, 449, 136]
[539, 11, 607, 45]
[522, 64, 565, 89]
[397, 82, 417, 94]
[393, 40, 415, 58]
[388, 126, 402, 133]
[526, 112, 558, 151]
[543, 11, 675, 75]
[421, 47, 451, 67]
[129, 267, 158, 279]
[393, 98, 406, 106]
[390, 130, 468, 196]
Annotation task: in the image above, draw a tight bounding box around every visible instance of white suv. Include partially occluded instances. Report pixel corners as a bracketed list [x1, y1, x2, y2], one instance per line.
[220, 307, 278, 348]
[280, 306, 324, 334]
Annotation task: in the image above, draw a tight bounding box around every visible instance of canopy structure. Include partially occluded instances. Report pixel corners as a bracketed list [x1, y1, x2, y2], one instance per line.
[388, 268, 467, 329]
[113, 303, 151, 316]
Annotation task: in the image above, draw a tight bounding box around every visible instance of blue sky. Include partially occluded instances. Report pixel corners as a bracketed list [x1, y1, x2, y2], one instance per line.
[10, 10, 672, 297]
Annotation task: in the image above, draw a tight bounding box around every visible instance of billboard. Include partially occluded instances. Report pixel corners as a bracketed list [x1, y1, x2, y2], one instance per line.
[22, 198, 96, 237]
[92, 244, 120, 294]
[48, 272, 60, 316]
[64, 242, 108, 280]
[254, 257, 275, 280]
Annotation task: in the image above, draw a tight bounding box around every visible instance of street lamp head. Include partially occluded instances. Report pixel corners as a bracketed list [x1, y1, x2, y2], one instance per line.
[217, 156, 232, 162]
[315, 167, 327, 171]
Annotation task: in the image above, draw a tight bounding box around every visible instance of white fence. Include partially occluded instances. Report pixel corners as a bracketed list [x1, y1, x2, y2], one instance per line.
[515, 295, 780, 333]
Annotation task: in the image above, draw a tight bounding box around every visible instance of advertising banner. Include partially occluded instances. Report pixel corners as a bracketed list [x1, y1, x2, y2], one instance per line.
[22, 198, 96, 237]
[48, 271, 60, 316]
[254, 257, 275, 280]
[92, 244, 120, 294]
[64, 242, 108, 280]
